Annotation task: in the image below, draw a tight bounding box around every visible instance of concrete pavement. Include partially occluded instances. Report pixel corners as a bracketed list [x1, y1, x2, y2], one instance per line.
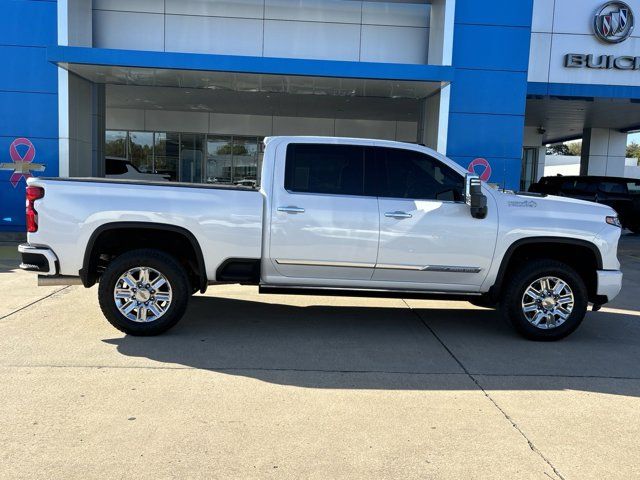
[1, 235, 639, 479]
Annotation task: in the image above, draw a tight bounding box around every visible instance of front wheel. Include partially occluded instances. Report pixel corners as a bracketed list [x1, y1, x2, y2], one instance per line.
[500, 260, 588, 341]
[98, 249, 190, 336]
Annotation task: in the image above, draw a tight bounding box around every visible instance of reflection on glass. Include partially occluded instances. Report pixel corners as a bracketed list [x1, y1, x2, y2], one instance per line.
[206, 136, 260, 186]
[105, 131, 127, 159]
[232, 137, 258, 185]
[206, 136, 233, 184]
[105, 130, 263, 185]
[154, 133, 179, 181]
[520, 147, 538, 191]
[180, 134, 204, 183]
[129, 132, 154, 172]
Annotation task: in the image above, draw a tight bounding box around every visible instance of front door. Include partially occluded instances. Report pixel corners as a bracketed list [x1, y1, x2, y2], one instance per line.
[269, 141, 379, 282]
[372, 146, 498, 290]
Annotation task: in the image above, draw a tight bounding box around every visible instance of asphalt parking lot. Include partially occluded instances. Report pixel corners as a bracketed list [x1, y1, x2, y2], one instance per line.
[1, 234, 639, 479]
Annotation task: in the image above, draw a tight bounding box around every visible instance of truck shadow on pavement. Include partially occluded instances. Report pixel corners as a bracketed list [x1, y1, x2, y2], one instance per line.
[103, 294, 640, 396]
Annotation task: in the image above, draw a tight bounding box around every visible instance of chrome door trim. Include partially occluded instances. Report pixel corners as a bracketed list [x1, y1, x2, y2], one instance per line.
[422, 265, 482, 273]
[275, 259, 376, 268]
[376, 263, 424, 271]
[376, 264, 482, 273]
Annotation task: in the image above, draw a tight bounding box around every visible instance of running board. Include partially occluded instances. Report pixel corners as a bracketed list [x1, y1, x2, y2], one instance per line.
[258, 285, 481, 302]
[38, 275, 84, 286]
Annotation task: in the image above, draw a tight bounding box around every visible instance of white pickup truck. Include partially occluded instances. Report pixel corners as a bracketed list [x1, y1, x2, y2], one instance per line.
[19, 136, 623, 340]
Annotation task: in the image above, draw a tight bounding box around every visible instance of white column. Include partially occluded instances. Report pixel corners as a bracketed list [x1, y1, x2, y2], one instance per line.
[580, 128, 627, 177]
[417, 84, 450, 154]
[428, 0, 455, 66]
[57, 0, 93, 177]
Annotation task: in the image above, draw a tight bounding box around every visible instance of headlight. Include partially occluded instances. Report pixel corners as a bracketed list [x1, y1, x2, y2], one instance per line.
[606, 216, 622, 228]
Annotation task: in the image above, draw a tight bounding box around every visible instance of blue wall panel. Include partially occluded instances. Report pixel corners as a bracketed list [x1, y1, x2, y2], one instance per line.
[450, 70, 527, 116]
[0, 46, 57, 93]
[446, 113, 525, 159]
[455, 0, 533, 27]
[0, 91, 58, 139]
[452, 24, 532, 72]
[528, 81, 640, 100]
[0, 180, 25, 231]
[0, 0, 57, 232]
[447, 0, 533, 190]
[0, 0, 56, 47]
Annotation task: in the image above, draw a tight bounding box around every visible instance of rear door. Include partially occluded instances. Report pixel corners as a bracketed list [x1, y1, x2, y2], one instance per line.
[268, 141, 379, 282]
[372, 146, 498, 290]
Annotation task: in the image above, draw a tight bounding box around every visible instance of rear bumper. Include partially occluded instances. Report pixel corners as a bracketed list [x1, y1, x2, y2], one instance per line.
[596, 269, 623, 303]
[18, 243, 58, 276]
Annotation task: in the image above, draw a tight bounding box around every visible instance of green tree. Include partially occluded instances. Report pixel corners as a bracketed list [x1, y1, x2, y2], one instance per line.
[627, 141, 640, 166]
[546, 143, 570, 155]
[567, 141, 582, 156]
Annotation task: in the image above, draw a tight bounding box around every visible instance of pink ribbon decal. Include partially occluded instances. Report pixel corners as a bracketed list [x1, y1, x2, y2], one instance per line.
[8, 138, 36, 187]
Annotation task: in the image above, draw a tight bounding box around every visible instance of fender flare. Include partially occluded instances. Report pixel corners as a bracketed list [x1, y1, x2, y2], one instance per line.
[490, 236, 603, 294]
[80, 221, 207, 292]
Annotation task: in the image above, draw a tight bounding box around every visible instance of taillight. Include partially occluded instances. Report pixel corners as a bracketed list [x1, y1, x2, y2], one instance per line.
[26, 186, 44, 233]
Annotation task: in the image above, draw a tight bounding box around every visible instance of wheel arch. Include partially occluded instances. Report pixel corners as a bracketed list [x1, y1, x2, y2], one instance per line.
[80, 221, 207, 293]
[490, 237, 602, 302]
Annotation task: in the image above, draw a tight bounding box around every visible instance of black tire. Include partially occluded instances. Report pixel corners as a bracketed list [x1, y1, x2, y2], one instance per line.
[98, 249, 190, 336]
[500, 259, 588, 341]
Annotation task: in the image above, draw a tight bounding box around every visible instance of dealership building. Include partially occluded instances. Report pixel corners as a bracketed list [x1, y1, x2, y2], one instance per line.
[1, 0, 640, 231]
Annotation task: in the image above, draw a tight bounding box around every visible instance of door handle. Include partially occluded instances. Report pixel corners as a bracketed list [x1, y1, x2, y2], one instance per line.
[384, 211, 412, 219]
[277, 206, 305, 214]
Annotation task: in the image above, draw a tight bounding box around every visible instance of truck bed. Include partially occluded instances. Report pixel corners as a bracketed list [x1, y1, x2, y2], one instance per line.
[27, 177, 264, 280]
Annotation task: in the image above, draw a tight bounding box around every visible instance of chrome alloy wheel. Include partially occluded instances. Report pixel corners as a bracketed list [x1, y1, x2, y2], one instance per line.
[521, 276, 574, 329]
[113, 267, 172, 322]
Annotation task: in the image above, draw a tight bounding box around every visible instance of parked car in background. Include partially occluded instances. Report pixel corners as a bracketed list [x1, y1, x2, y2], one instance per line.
[105, 157, 170, 182]
[530, 175, 640, 233]
[235, 179, 258, 188]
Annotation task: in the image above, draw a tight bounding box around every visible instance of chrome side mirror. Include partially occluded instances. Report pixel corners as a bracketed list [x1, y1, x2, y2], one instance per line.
[465, 173, 488, 219]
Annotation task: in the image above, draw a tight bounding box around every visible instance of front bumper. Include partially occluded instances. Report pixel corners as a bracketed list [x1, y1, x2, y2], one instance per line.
[18, 243, 58, 276]
[596, 269, 623, 303]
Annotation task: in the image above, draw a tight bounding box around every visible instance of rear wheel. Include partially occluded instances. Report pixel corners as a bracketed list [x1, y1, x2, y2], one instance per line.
[500, 260, 588, 341]
[98, 249, 190, 336]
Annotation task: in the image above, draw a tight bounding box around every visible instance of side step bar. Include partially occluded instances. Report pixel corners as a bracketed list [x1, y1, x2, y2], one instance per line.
[38, 275, 84, 286]
[259, 285, 481, 302]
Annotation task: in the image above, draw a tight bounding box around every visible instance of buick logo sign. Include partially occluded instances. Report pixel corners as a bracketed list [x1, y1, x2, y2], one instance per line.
[594, 1, 634, 43]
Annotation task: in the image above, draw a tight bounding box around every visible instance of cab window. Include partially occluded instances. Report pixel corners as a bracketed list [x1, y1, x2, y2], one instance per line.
[285, 144, 366, 196]
[599, 181, 628, 194]
[375, 147, 464, 201]
[574, 180, 597, 194]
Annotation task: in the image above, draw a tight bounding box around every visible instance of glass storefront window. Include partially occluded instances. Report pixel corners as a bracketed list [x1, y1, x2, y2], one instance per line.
[180, 134, 204, 183]
[105, 131, 127, 159]
[154, 133, 179, 181]
[520, 147, 539, 191]
[105, 130, 262, 186]
[206, 136, 234, 184]
[129, 131, 154, 173]
[232, 137, 259, 185]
